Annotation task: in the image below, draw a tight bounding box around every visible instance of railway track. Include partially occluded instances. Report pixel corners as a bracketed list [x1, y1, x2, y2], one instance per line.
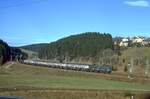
[22, 60, 112, 74]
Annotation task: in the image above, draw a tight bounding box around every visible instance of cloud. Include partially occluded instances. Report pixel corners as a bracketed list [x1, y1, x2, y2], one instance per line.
[124, 0, 149, 7]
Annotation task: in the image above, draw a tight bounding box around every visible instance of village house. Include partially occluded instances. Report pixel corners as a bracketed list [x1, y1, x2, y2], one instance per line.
[114, 36, 150, 47]
[119, 38, 129, 47]
[132, 36, 145, 43]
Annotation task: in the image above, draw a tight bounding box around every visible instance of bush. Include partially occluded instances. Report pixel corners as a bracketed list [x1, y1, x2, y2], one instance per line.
[112, 65, 118, 71]
[124, 91, 132, 97]
[124, 65, 128, 72]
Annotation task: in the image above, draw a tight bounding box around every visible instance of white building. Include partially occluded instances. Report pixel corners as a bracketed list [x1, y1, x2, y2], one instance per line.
[119, 38, 129, 47]
[132, 36, 144, 43]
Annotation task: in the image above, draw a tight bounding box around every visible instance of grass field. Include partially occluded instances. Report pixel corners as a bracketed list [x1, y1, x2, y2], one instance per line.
[0, 63, 150, 90]
[0, 73, 150, 91]
[0, 63, 150, 99]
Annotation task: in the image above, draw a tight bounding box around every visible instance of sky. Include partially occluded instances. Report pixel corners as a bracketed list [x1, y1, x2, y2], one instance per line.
[0, 0, 150, 46]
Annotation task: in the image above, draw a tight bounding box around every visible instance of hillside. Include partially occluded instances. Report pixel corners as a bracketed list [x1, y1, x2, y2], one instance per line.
[20, 43, 48, 53]
[16, 33, 150, 74]
[121, 47, 150, 59]
[120, 47, 150, 67]
[38, 32, 114, 63]
[20, 48, 38, 59]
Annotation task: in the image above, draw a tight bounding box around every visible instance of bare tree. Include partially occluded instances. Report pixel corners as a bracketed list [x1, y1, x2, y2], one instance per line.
[145, 59, 149, 78]
[127, 58, 134, 79]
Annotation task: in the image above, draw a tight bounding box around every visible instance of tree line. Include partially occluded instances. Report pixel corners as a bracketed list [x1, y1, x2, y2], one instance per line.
[0, 39, 11, 65]
[0, 39, 28, 65]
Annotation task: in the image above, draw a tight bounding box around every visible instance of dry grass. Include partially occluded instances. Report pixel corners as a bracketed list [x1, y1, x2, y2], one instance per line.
[0, 89, 150, 99]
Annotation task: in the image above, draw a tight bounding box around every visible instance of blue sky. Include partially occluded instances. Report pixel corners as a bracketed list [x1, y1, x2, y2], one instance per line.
[0, 0, 150, 46]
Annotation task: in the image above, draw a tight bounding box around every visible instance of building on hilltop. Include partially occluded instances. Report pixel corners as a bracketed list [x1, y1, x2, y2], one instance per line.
[132, 36, 145, 43]
[113, 36, 150, 47]
[119, 38, 129, 47]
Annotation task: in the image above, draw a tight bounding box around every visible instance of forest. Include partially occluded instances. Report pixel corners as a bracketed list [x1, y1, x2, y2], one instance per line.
[38, 32, 115, 63]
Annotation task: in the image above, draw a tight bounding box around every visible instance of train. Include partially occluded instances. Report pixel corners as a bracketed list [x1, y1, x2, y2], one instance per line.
[22, 60, 112, 74]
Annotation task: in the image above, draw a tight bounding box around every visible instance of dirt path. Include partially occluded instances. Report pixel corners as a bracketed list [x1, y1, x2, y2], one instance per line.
[4, 62, 15, 69]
